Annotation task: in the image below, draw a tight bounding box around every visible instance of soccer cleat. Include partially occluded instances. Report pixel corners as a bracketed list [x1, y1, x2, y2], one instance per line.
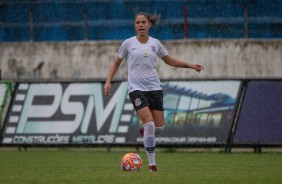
[139, 128, 144, 137]
[149, 165, 158, 172]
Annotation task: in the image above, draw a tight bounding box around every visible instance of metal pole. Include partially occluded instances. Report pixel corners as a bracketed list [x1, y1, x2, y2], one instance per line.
[243, 2, 249, 38]
[224, 80, 248, 153]
[183, 6, 188, 39]
[83, 7, 88, 41]
[29, 3, 33, 41]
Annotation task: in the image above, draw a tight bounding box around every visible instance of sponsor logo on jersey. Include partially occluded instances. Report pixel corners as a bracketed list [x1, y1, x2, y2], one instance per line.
[151, 45, 156, 53]
[134, 98, 141, 106]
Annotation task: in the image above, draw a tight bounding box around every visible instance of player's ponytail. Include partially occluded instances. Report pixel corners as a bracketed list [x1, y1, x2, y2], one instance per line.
[149, 14, 159, 26]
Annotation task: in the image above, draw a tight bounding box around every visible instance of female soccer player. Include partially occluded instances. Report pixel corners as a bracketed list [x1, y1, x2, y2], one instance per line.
[104, 12, 204, 172]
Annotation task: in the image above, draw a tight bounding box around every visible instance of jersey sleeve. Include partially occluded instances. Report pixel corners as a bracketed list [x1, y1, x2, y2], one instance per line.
[117, 39, 129, 59]
[156, 40, 168, 58]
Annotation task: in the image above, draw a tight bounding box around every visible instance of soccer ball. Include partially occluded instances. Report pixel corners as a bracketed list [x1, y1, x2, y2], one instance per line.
[121, 153, 142, 171]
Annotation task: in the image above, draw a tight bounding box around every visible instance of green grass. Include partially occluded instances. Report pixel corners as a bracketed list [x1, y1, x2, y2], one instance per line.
[0, 148, 281, 184]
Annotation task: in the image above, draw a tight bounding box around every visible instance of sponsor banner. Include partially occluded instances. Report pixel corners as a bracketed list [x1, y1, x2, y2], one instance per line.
[234, 81, 282, 144]
[1, 82, 130, 145]
[1, 80, 241, 145]
[152, 80, 241, 145]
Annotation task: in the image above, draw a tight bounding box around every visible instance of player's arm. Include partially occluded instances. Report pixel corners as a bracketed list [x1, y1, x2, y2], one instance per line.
[161, 55, 204, 73]
[104, 56, 123, 96]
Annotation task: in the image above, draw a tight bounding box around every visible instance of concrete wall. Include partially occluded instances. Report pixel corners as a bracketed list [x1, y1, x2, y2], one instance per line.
[1, 39, 282, 81]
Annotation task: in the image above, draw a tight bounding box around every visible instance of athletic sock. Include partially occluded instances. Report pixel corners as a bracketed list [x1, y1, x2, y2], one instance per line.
[143, 121, 156, 166]
[155, 125, 164, 135]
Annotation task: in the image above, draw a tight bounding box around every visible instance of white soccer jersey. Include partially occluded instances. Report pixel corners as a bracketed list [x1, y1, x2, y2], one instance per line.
[117, 36, 168, 93]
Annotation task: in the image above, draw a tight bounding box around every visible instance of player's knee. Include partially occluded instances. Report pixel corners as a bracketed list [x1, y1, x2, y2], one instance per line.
[143, 121, 155, 135]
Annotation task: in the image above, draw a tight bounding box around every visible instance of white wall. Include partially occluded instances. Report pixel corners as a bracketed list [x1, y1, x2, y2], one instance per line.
[1, 39, 282, 80]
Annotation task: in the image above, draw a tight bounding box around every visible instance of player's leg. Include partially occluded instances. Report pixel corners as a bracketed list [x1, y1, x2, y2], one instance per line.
[151, 110, 165, 135]
[140, 90, 164, 171]
[139, 110, 164, 135]
[137, 107, 157, 171]
[129, 90, 157, 171]
[136, 106, 153, 124]
[149, 90, 165, 135]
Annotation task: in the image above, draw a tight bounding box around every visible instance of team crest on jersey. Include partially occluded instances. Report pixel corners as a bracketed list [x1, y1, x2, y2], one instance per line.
[151, 45, 156, 53]
[134, 98, 142, 106]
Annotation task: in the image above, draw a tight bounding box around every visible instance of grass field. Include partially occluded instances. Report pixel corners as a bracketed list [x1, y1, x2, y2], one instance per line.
[0, 148, 281, 184]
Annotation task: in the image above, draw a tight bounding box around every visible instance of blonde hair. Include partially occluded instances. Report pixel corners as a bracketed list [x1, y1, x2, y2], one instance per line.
[135, 12, 159, 26]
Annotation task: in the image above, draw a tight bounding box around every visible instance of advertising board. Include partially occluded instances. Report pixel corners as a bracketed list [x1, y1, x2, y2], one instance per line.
[1, 80, 241, 145]
[234, 80, 282, 145]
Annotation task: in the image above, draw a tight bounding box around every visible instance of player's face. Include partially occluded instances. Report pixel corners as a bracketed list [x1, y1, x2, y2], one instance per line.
[135, 15, 151, 36]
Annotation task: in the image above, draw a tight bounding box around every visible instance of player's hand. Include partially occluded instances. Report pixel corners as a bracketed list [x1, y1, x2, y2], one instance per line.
[193, 64, 204, 73]
[104, 82, 111, 96]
